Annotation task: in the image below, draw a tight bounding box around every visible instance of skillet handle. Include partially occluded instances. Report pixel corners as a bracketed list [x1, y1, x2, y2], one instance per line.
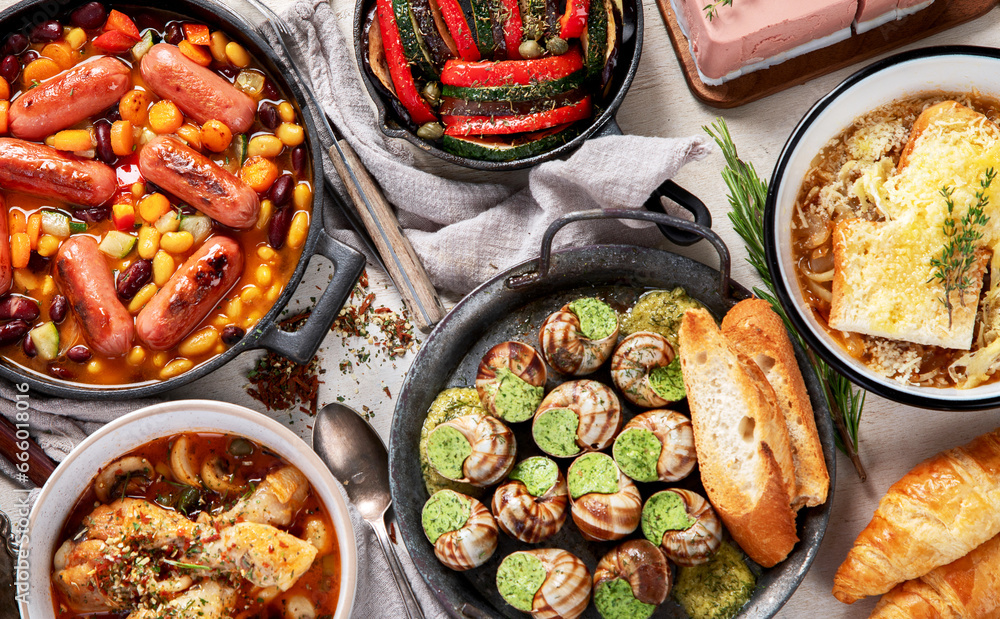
[507, 209, 732, 299]
[646, 180, 713, 246]
[255, 230, 366, 364]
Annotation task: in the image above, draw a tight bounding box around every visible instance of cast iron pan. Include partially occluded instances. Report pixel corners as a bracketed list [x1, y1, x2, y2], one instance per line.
[0, 0, 366, 399]
[389, 207, 836, 617]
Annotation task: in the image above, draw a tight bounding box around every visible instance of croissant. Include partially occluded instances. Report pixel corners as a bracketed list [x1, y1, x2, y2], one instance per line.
[870, 533, 1000, 619]
[833, 428, 1000, 604]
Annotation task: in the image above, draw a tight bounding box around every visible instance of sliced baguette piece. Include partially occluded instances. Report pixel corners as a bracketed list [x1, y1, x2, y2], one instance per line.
[722, 299, 830, 511]
[678, 307, 798, 567]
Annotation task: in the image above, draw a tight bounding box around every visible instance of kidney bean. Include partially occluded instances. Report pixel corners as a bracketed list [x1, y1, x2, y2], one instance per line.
[268, 206, 293, 249]
[76, 204, 110, 223]
[261, 78, 278, 101]
[291, 145, 307, 178]
[67, 345, 92, 363]
[104, 105, 121, 122]
[0, 55, 20, 83]
[21, 49, 39, 64]
[22, 335, 36, 358]
[0, 320, 29, 346]
[27, 251, 50, 273]
[164, 22, 183, 45]
[94, 119, 115, 164]
[116, 259, 152, 300]
[49, 295, 68, 323]
[2, 33, 28, 56]
[221, 325, 245, 346]
[30, 20, 62, 44]
[70, 2, 107, 29]
[259, 102, 279, 130]
[0, 296, 40, 322]
[268, 174, 293, 207]
[49, 366, 74, 380]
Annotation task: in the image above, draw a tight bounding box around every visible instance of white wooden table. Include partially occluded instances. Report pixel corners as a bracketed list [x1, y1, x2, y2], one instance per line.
[4, 0, 1000, 616]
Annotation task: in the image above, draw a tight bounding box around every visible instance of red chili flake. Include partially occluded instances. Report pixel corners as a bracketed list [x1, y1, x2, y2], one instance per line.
[246, 312, 320, 416]
[383, 386, 392, 398]
[389, 520, 397, 544]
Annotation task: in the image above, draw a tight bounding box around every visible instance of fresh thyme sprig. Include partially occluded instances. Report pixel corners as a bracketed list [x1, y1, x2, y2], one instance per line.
[929, 169, 995, 328]
[162, 559, 212, 571]
[703, 0, 733, 21]
[704, 118, 868, 481]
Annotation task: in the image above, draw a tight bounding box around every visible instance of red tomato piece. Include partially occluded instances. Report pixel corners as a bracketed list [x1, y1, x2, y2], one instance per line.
[93, 30, 138, 54]
[103, 9, 141, 41]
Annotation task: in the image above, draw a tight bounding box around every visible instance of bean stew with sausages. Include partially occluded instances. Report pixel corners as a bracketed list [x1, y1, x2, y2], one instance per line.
[0, 3, 314, 385]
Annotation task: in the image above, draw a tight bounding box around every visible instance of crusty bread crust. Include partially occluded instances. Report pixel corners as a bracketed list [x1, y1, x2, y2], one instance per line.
[722, 299, 830, 511]
[679, 308, 798, 568]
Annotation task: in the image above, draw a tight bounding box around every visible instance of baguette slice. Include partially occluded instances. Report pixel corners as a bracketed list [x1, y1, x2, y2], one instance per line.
[722, 299, 830, 511]
[678, 308, 798, 567]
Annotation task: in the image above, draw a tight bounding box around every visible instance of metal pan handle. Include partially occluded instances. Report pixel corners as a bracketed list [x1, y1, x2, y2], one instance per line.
[507, 208, 732, 299]
[255, 230, 366, 364]
[646, 180, 713, 246]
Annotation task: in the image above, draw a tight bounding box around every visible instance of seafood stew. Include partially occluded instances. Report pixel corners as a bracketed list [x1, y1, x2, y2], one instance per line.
[0, 3, 314, 387]
[51, 432, 341, 619]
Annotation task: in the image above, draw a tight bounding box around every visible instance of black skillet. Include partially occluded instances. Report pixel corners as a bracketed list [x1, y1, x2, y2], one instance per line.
[388, 207, 836, 617]
[353, 0, 711, 246]
[0, 0, 366, 399]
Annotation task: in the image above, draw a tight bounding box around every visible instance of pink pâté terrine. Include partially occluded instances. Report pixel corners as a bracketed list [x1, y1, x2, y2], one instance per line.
[855, 0, 935, 33]
[672, 0, 858, 85]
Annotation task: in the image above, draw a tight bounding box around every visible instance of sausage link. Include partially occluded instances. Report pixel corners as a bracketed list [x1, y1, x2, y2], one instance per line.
[0, 196, 11, 296]
[54, 236, 134, 357]
[135, 236, 243, 351]
[139, 136, 259, 229]
[0, 138, 117, 207]
[140, 43, 255, 133]
[10, 56, 131, 141]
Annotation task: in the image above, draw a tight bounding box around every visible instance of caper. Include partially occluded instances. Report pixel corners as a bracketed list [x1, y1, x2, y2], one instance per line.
[422, 81, 441, 106]
[227, 437, 254, 457]
[417, 122, 445, 140]
[175, 486, 201, 516]
[546, 37, 569, 55]
[519, 39, 543, 59]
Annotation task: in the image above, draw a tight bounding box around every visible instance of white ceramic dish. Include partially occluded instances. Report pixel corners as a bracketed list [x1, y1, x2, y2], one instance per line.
[20, 399, 357, 618]
[765, 46, 1000, 410]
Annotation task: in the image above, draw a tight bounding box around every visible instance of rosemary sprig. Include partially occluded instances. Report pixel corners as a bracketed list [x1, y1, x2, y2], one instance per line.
[929, 169, 994, 328]
[704, 118, 868, 481]
[162, 558, 212, 571]
[703, 0, 733, 21]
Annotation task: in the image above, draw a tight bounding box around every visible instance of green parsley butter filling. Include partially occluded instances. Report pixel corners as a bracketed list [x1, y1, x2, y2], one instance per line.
[593, 578, 656, 619]
[567, 452, 619, 499]
[673, 541, 755, 619]
[493, 367, 544, 423]
[533, 408, 581, 457]
[568, 297, 618, 340]
[642, 490, 695, 545]
[426, 425, 472, 481]
[496, 552, 547, 612]
[649, 357, 686, 401]
[613, 428, 662, 482]
[622, 288, 705, 347]
[422, 489, 471, 544]
[419, 388, 486, 497]
[509, 456, 559, 497]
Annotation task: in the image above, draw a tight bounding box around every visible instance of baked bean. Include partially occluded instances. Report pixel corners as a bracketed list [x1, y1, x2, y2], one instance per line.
[49, 294, 67, 323]
[117, 259, 153, 300]
[291, 145, 307, 177]
[0, 296, 39, 322]
[22, 334, 35, 357]
[221, 325, 245, 346]
[268, 207, 293, 249]
[71, 2, 107, 29]
[0, 56, 19, 84]
[94, 119, 115, 164]
[287, 211, 309, 249]
[67, 345, 92, 363]
[0, 320, 28, 346]
[259, 102, 280, 130]
[268, 174, 293, 207]
[31, 20, 63, 44]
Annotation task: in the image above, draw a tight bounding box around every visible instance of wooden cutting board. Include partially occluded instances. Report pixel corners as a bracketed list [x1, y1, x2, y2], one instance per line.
[657, 0, 999, 108]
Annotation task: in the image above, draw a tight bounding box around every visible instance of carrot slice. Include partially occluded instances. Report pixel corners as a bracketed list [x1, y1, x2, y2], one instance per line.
[183, 24, 211, 46]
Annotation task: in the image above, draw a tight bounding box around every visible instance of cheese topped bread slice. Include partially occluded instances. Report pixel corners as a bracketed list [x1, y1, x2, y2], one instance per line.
[829, 101, 1000, 350]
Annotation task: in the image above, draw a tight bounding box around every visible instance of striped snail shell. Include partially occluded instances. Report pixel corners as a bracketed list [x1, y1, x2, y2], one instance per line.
[568, 454, 642, 542]
[614, 409, 696, 482]
[532, 380, 622, 458]
[476, 341, 547, 423]
[643, 489, 722, 567]
[427, 413, 516, 487]
[497, 548, 592, 619]
[611, 331, 678, 408]
[423, 490, 499, 571]
[594, 539, 672, 607]
[492, 460, 568, 543]
[538, 300, 619, 375]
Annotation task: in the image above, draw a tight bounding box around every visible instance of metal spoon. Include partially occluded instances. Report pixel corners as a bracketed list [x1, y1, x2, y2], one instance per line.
[312, 403, 425, 619]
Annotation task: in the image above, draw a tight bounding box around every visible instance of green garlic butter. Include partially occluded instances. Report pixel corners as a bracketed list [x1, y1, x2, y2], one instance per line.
[426, 425, 471, 480]
[642, 490, 695, 545]
[509, 457, 559, 497]
[649, 357, 686, 401]
[419, 388, 485, 497]
[533, 408, 581, 457]
[567, 452, 619, 499]
[568, 297, 618, 341]
[494, 367, 544, 423]
[673, 541, 755, 619]
[593, 578, 656, 619]
[496, 552, 546, 612]
[422, 489, 471, 544]
[622, 288, 705, 347]
[613, 428, 662, 482]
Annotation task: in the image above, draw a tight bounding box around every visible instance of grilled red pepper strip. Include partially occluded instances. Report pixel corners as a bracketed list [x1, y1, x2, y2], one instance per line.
[558, 0, 590, 39]
[437, 0, 481, 61]
[499, 0, 524, 59]
[441, 47, 583, 87]
[443, 96, 591, 136]
[376, 0, 438, 125]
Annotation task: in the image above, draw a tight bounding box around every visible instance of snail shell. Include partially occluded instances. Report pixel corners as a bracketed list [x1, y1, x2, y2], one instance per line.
[532, 380, 622, 457]
[492, 464, 568, 543]
[594, 539, 672, 606]
[476, 341, 547, 422]
[568, 454, 642, 542]
[614, 410, 696, 482]
[538, 300, 619, 375]
[427, 413, 517, 487]
[610, 331, 678, 408]
[424, 490, 499, 571]
[498, 548, 592, 619]
[644, 489, 722, 567]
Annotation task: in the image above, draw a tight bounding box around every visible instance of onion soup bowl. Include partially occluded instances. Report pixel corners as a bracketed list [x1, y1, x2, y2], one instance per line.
[765, 46, 1000, 410]
[21, 400, 357, 619]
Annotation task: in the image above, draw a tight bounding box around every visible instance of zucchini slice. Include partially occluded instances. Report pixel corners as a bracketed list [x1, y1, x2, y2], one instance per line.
[392, 0, 439, 79]
[29, 322, 59, 362]
[468, 0, 497, 58]
[582, 0, 609, 85]
[443, 125, 580, 161]
[99, 231, 137, 259]
[441, 70, 585, 102]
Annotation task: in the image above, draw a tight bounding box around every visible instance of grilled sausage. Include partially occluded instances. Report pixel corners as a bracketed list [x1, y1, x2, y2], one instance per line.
[0, 138, 117, 207]
[0, 196, 11, 296]
[140, 43, 255, 133]
[9, 56, 131, 141]
[139, 136, 259, 229]
[135, 236, 243, 350]
[54, 236, 134, 357]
